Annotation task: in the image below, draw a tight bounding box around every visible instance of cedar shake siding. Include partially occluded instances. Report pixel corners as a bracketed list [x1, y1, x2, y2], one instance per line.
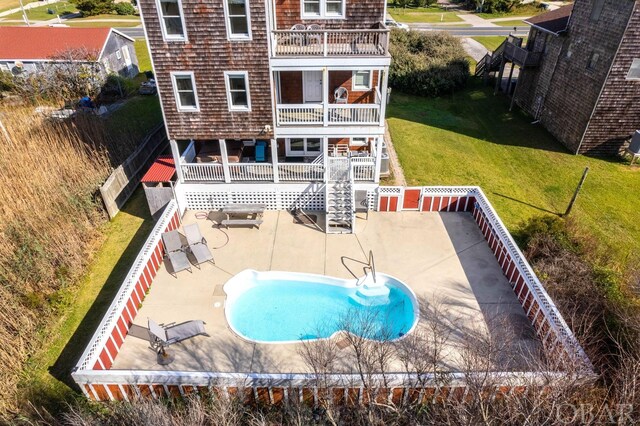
[275, 0, 385, 29]
[581, 3, 640, 155]
[514, 0, 636, 155]
[139, 0, 273, 140]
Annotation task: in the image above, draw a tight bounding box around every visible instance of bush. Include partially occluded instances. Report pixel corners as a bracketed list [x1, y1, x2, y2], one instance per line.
[0, 71, 14, 92]
[389, 30, 470, 97]
[114, 2, 135, 15]
[100, 73, 137, 100]
[74, 0, 115, 16]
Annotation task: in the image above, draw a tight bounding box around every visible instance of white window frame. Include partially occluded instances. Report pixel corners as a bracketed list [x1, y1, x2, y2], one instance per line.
[224, 71, 251, 112]
[223, 0, 252, 41]
[156, 0, 187, 42]
[301, 0, 345, 19]
[286, 137, 322, 156]
[352, 70, 372, 91]
[115, 49, 122, 60]
[171, 72, 199, 112]
[349, 137, 368, 147]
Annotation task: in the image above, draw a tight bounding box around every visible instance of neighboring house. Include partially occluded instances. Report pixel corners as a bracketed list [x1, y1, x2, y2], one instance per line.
[0, 27, 139, 79]
[138, 0, 391, 233]
[486, 0, 640, 156]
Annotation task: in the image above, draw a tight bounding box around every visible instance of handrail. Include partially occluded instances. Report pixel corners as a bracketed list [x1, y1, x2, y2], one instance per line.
[367, 250, 377, 284]
[272, 28, 389, 34]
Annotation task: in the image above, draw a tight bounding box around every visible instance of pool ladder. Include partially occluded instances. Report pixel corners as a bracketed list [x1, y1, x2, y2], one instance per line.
[364, 250, 377, 284]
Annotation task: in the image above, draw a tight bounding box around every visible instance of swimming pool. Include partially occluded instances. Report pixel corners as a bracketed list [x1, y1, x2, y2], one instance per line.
[223, 270, 419, 344]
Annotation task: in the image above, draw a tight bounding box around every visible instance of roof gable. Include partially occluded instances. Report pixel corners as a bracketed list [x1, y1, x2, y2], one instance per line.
[525, 4, 574, 35]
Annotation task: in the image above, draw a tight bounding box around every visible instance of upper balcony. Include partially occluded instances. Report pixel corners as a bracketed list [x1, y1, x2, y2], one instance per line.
[271, 27, 390, 59]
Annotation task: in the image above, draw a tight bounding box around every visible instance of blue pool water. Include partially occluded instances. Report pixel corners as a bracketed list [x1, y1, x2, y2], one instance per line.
[227, 279, 417, 343]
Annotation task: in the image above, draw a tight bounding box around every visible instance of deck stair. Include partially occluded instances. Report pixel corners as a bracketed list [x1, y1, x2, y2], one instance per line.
[326, 157, 354, 234]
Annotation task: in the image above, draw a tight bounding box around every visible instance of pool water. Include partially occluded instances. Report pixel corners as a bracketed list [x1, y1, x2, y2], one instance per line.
[226, 278, 416, 343]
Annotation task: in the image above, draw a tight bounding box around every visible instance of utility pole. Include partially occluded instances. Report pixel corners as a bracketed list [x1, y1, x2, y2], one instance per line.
[564, 167, 589, 216]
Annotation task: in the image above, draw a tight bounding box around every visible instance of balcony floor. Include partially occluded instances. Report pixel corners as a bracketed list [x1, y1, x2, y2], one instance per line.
[112, 211, 541, 374]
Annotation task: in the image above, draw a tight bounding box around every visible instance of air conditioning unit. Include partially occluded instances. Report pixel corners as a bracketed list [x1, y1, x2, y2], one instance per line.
[630, 130, 640, 155]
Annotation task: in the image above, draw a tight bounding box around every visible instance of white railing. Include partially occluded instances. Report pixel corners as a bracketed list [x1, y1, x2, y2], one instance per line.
[351, 157, 376, 181]
[272, 29, 389, 57]
[277, 103, 381, 126]
[328, 104, 380, 125]
[276, 104, 323, 125]
[182, 163, 224, 182]
[228, 163, 275, 181]
[278, 163, 324, 181]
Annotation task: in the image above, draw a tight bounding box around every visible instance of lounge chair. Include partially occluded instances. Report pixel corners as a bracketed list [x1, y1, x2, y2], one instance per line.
[183, 223, 215, 266]
[148, 318, 208, 352]
[161, 230, 192, 277]
[255, 140, 266, 162]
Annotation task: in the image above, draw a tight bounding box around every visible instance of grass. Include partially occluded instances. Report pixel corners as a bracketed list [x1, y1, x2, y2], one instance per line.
[3, 1, 75, 20]
[134, 39, 152, 74]
[387, 81, 640, 267]
[0, 0, 37, 12]
[105, 95, 162, 140]
[19, 188, 154, 414]
[477, 3, 543, 18]
[389, 6, 462, 23]
[472, 36, 507, 51]
[65, 20, 141, 27]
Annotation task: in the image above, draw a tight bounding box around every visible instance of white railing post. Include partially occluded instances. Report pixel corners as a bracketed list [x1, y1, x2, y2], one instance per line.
[323, 32, 328, 57]
[374, 136, 383, 183]
[219, 139, 231, 183]
[271, 139, 280, 183]
[379, 69, 389, 127]
[169, 139, 184, 183]
[323, 136, 329, 183]
[322, 68, 329, 127]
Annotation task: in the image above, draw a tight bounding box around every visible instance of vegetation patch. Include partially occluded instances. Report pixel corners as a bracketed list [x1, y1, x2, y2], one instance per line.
[389, 30, 470, 97]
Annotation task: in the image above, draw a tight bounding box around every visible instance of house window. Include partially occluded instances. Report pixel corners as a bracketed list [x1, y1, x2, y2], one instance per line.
[115, 49, 122, 60]
[224, 0, 251, 40]
[301, 0, 344, 18]
[352, 70, 372, 90]
[224, 71, 251, 111]
[587, 52, 600, 71]
[627, 58, 640, 80]
[287, 138, 321, 156]
[171, 72, 199, 111]
[350, 137, 368, 147]
[590, 0, 605, 22]
[158, 0, 186, 40]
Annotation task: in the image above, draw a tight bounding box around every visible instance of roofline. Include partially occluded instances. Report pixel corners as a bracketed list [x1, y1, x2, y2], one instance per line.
[0, 58, 98, 63]
[98, 28, 135, 60]
[111, 27, 136, 43]
[525, 21, 566, 36]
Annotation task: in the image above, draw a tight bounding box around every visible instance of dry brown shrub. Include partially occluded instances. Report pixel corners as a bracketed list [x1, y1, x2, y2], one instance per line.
[0, 106, 110, 416]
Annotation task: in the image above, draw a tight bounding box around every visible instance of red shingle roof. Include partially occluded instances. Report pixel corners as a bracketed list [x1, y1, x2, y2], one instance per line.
[525, 4, 574, 35]
[0, 27, 112, 60]
[141, 156, 176, 183]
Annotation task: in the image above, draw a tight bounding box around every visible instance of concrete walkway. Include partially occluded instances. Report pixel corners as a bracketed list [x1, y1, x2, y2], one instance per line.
[461, 37, 490, 62]
[457, 13, 499, 27]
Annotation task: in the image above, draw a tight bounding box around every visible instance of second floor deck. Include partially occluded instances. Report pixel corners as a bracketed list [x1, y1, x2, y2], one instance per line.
[271, 27, 389, 58]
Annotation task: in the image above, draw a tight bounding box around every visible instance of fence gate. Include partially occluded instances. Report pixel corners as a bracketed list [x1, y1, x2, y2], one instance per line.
[402, 188, 421, 210]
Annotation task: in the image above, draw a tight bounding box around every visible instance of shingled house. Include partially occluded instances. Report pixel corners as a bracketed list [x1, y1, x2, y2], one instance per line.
[137, 0, 391, 233]
[512, 0, 640, 155]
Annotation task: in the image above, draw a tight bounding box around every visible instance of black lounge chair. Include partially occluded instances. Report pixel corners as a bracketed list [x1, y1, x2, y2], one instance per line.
[148, 318, 208, 352]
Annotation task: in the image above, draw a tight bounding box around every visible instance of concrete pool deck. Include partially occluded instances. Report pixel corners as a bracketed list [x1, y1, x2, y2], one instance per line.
[112, 210, 541, 374]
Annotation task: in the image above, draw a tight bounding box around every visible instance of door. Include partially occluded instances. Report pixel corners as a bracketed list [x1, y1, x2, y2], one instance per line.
[122, 45, 132, 67]
[303, 71, 323, 103]
[403, 189, 421, 210]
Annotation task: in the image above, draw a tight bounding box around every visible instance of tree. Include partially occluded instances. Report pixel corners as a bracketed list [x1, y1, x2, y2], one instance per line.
[74, 0, 115, 16]
[114, 2, 135, 15]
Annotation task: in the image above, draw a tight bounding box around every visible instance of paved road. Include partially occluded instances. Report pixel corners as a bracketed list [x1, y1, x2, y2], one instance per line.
[116, 27, 145, 38]
[409, 25, 530, 37]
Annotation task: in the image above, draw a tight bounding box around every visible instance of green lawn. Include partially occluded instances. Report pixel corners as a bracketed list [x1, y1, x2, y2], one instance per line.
[106, 95, 162, 142]
[4, 1, 76, 20]
[477, 3, 543, 19]
[387, 83, 640, 266]
[0, 0, 38, 12]
[494, 19, 530, 27]
[134, 39, 152, 74]
[20, 189, 154, 414]
[389, 6, 462, 23]
[472, 36, 507, 51]
[65, 20, 141, 27]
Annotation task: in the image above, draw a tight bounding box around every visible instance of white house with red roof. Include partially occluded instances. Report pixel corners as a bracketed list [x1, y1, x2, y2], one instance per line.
[0, 26, 139, 78]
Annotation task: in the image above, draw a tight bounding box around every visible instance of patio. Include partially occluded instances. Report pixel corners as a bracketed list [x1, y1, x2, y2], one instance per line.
[111, 210, 541, 374]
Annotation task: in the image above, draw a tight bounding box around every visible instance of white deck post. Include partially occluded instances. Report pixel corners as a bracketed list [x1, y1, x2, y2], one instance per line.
[219, 139, 231, 183]
[322, 67, 329, 127]
[271, 139, 280, 183]
[323, 136, 329, 183]
[169, 139, 184, 183]
[374, 136, 383, 183]
[379, 68, 389, 128]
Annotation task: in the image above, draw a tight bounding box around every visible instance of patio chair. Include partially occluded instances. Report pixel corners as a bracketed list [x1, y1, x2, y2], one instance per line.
[148, 318, 208, 352]
[255, 140, 267, 162]
[161, 230, 192, 277]
[183, 223, 215, 267]
[334, 87, 348, 104]
[289, 23, 306, 48]
[306, 24, 323, 46]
